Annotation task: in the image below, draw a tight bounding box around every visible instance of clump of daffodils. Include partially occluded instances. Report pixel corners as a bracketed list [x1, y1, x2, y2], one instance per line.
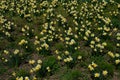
[16, 76, 30, 80]
[18, 39, 28, 45]
[16, 76, 37, 80]
[63, 56, 73, 63]
[88, 62, 98, 71]
[29, 60, 35, 65]
[14, 49, 20, 55]
[108, 51, 120, 65]
[89, 36, 107, 53]
[0, 20, 16, 37]
[57, 14, 67, 25]
[107, 51, 115, 58]
[29, 59, 42, 73]
[88, 62, 108, 79]
[3, 50, 9, 55]
[116, 33, 120, 40]
[21, 25, 30, 36]
[51, 0, 58, 7]
[46, 66, 51, 72]
[116, 33, 120, 47]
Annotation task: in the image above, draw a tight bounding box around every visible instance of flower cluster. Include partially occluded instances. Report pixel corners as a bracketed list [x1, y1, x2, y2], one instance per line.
[16, 76, 30, 80]
[116, 33, 120, 47]
[108, 51, 120, 65]
[18, 39, 28, 46]
[16, 76, 37, 80]
[29, 59, 42, 73]
[88, 62, 108, 79]
[0, 19, 16, 37]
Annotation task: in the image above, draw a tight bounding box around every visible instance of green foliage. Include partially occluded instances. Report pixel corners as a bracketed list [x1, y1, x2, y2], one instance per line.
[0, 66, 7, 75]
[8, 54, 23, 67]
[54, 42, 65, 51]
[91, 56, 114, 76]
[106, 41, 116, 52]
[37, 56, 60, 77]
[60, 70, 82, 80]
[16, 69, 30, 77]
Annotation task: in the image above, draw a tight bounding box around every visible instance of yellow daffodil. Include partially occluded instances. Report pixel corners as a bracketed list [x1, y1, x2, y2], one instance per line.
[29, 60, 35, 64]
[92, 62, 98, 68]
[64, 51, 69, 55]
[46, 66, 51, 72]
[102, 70, 108, 76]
[57, 56, 62, 60]
[108, 51, 115, 58]
[12, 72, 16, 76]
[115, 59, 120, 64]
[77, 55, 82, 60]
[3, 50, 9, 54]
[14, 49, 19, 55]
[88, 65, 94, 71]
[94, 73, 100, 77]
[37, 59, 42, 64]
[35, 64, 41, 71]
[25, 76, 30, 80]
[16, 76, 23, 80]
